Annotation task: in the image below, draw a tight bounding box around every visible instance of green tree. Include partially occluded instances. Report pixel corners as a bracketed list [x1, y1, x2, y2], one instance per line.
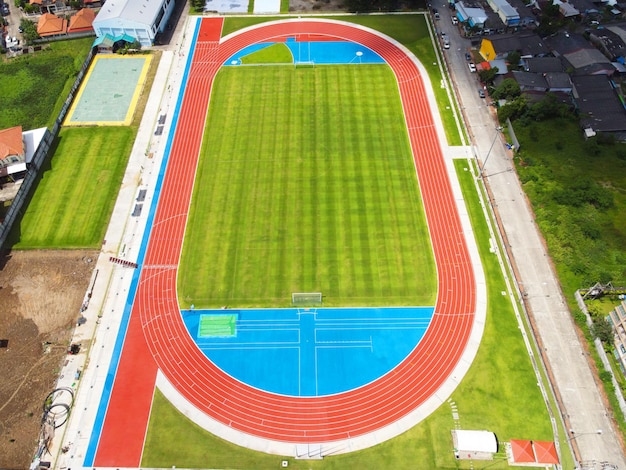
[190, 0, 205, 12]
[497, 95, 527, 121]
[592, 317, 614, 344]
[19, 18, 39, 44]
[506, 50, 521, 68]
[491, 77, 521, 100]
[478, 66, 499, 85]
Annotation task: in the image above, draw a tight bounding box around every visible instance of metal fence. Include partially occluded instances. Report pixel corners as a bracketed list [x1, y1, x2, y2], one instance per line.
[0, 46, 96, 251]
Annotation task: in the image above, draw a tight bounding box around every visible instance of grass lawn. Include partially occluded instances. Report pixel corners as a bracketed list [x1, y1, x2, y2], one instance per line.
[9, 127, 135, 249]
[221, 14, 462, 145]
[178, 64, 436, 308]
[513, 117, 626, 300]
[0, 37, 94, 131]
[142, 160, 554, 469]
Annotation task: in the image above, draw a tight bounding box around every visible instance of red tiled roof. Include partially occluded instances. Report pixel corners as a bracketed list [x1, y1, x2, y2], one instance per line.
[68, 8, 95, 33]
[0, 126, 23, 160]
[510, 439, 535, 463]
[37, 13, 67, 36]
[532, 440, 559, 464]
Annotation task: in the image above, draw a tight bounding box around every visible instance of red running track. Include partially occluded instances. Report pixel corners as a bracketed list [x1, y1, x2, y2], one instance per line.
[94, 18, 476, 466]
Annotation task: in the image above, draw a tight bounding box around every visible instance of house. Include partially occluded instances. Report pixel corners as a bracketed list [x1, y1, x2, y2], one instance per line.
[544, 71, 572, 92]
[555, 0, 580, 17]
[507, 0, 537, 28]
[524, 56, 565, 73]
[545, 32, 615, 75]
[67, 8, 96, 35]
[608, 300, 626, 373]
[37, 13, 67, 37]
[512, 70, 548, 91]
[589, 28, 626, 62]
[0, 126, 26, 179]
[479, 32, 548, 61]
[29, 0, 57, 14]
[487, 0, 520, 26]
[572, 74, 626, 139]
[93, 0, 176, 47]
[456, 1, 489, 28]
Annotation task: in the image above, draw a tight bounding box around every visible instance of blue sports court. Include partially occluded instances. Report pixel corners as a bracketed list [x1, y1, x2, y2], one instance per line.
[182, 306, 434, 397]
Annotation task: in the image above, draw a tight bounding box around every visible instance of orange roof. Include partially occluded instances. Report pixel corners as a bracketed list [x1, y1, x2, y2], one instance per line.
[510, 439, 535, 463]
[68, 8, 95, 33]
[532, 441, 559, 464]
[0, 126, 23, 160]
[37, 13, 67, 36]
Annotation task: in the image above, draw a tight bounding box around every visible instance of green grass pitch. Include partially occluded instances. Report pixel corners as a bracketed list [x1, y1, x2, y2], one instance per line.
[11, 127, 135, 249]
[177, 64, 436, 308]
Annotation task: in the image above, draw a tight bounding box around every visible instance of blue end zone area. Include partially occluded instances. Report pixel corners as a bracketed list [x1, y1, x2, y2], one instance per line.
[224, 41, 385, 66]
[182, 307, 434, 397]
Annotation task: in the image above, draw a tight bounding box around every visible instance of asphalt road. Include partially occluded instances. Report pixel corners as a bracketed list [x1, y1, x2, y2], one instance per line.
[434, 3, 626, 468]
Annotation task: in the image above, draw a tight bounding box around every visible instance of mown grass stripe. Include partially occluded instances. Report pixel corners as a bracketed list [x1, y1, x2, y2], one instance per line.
[179, 65, 436, 307]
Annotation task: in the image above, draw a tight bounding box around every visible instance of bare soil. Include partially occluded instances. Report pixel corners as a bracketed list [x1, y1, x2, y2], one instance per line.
[0, 250, 97, 470]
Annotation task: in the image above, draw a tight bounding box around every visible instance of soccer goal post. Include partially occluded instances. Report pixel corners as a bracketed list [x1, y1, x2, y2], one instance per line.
[294, 61, 315, 69]
[292, 292, 322, 306]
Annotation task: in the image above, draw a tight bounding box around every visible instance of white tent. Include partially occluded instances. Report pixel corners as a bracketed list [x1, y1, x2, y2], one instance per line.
[452, 430, 498, 460]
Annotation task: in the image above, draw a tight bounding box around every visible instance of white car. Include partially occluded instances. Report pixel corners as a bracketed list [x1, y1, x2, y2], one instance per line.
[443, 41, 450, 49]
[468, 62, 477, 72]
[451, 16, 458, 25]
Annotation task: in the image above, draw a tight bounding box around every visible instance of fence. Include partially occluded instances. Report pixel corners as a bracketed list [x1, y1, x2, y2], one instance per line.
[0, 46, 96, 251]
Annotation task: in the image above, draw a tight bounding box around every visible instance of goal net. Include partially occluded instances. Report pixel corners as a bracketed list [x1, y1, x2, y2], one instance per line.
[292, 292, 322, 306]
[294, 61, 315, 69]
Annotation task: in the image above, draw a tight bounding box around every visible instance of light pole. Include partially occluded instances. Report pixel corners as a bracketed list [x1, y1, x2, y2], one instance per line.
[568, 429, 603, 441]
[479, 126, 503, 178]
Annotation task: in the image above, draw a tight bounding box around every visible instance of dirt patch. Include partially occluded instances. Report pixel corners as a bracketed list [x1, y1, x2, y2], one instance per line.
[289, 0, 345, 12]
[0, 250, 97, 470]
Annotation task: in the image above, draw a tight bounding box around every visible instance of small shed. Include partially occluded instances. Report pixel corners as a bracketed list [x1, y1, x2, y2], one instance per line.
[452, 430, 498, 460]
[508, 439, 559, 466]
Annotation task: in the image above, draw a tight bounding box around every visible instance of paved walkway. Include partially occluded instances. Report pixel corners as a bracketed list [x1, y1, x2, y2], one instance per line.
[45, 11, 196, 470]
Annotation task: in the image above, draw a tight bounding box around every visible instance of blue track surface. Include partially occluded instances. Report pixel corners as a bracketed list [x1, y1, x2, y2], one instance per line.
[182, 307, 434, 397]
[224, 40, 385, 66]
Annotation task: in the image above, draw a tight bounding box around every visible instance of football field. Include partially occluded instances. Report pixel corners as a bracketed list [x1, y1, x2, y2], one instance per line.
[179, 64, 436, 308]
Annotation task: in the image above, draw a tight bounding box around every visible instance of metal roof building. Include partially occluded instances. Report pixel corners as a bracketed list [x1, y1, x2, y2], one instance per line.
[93, 0, 175, 47]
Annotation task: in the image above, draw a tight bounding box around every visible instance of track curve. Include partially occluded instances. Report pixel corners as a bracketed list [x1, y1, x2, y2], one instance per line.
[94, 18, 476, 465]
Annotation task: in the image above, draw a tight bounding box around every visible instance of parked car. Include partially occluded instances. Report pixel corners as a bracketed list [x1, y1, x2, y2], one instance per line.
[1, 3, 9, 16]
[465, 52, 471, 61]
[451, 16, 458, 25]
[443, 41, 450, 49]
[478, 89, 485, 98]
[468, 62, 476, 72]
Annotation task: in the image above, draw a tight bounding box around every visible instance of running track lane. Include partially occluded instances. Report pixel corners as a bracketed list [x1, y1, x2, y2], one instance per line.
[94, 18, 476, 466]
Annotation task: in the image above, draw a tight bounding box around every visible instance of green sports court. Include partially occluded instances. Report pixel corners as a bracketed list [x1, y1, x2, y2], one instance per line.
[64, 55, 151, 126]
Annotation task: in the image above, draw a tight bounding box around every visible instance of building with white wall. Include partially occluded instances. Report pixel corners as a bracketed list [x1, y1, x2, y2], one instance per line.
[93, 0, 175, 47]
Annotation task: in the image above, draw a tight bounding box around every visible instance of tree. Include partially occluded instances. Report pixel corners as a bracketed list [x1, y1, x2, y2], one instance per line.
[592, 317, 614, 344]
[190, 0, 204, 12]
[19, 18, 39, 44]
[491, 77, 520, 100]
[478, 66, 498, 85]
[506, 50, 521, 68]
[497, 95, 527, 121]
